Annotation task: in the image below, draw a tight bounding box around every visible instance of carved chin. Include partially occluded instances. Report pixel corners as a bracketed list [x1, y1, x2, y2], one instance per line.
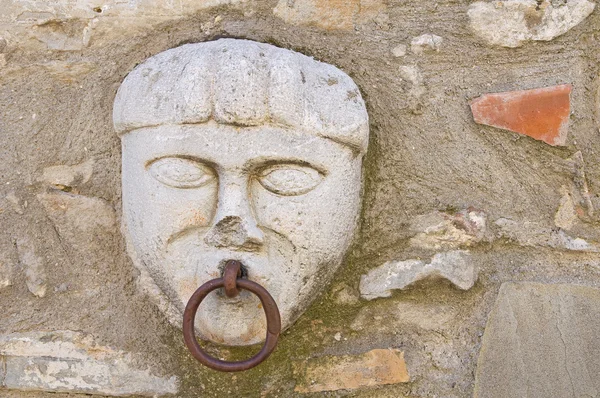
[145, 228, 308, 346]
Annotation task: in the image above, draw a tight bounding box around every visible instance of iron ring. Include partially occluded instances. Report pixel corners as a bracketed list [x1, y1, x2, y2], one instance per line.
[183, 276, 281, 372]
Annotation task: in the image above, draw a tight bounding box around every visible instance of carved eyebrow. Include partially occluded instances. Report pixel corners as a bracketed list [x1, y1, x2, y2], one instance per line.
[144, 154, 218, 170]
[247, 158, 329, 176]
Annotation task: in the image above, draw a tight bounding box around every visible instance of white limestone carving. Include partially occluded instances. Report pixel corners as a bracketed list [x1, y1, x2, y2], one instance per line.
[113, 39, 369, 346]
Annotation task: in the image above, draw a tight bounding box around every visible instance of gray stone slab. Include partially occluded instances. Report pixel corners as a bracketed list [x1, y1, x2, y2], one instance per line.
[475, 282, 600, 398]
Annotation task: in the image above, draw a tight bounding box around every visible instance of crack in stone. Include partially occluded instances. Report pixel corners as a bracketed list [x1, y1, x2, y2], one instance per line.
[555, 297, 576, 398]
[505, 292, 529, 394]
[0, 355, 6, 387]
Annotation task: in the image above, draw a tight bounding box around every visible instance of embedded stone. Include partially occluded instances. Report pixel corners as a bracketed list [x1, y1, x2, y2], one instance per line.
[40, 61, 96, 82]
[359, 250, 477, 300]
[0, 331, 178, 396]
[398, 65, 425, 98]
[410, 34, 443, 54]
[468, 0, 595, 48]
[293, 349, 409, 393]
[4, 191, 24, 215]
[40, 158, 94, 189]
[391, 44, 407, 57]
[332, 282, 360, 305]
[470, 84, 572, 146]
[351, 301, 455, 332]
[475, 282, 600, 397]
[554, 186, 578, 230]
[15, 236, 47, 298]
[30, 18, 95, 51]
[0, 257, 13, 290]
[37, 191, 117, 252]
[494, 218, 598, 252]
[409, 208, 488, 250]
[273, 0, 386, 30]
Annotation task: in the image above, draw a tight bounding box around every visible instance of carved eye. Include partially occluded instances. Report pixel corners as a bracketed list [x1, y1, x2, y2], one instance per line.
[258, 164, 324, 196]
[148, 157, 216, 189]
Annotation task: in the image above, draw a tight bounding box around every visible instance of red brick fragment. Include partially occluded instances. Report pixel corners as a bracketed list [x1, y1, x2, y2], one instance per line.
[470, 84, 572, 146]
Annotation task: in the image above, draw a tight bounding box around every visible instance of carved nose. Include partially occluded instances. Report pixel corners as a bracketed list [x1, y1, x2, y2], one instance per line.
[204, 215, 264, 249]
[204, 178, 264, 250]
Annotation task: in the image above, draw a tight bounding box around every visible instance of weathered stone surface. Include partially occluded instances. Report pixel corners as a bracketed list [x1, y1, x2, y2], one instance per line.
[30, 18, 96, 51]
[0, 0, 245, 21]
[293, 349, 409, 393]
[40, 158, 94, 189]
[0, 0, 244, 50]
[15, 236, 46, 298]
[4, 191, 24, 215]
[273, 0, 386, 30]
[360, 250, 477, 300]
[409, 208, 488, 250]
[468, 0, 595, 48]
[410, 33, 442, 54]
[398, 65, 426, 99]
[566, 151, 595, 222]
[391, 44, 407, 57]
[351, 301, 455, 332]
[0, 331, 178, 396]
[494, 218, 598, 251]
[554, 185, 578, 230]
[37, 191, 117, 252]
[39, 61, 96, 82]
[0, 253, 13, 289]
[332, 282, 360, 305]
[475, 282, 600, 398]
[470, 84, 571, 146]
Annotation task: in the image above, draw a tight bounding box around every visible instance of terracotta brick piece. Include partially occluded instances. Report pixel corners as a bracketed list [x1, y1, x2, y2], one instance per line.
[470, 84, 572, 146]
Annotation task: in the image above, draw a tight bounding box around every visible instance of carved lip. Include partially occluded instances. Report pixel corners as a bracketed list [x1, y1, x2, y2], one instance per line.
[166, 225, 297, 253]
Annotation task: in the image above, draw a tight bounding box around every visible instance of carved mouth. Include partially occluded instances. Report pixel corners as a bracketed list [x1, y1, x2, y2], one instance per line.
[218, 259, 249, 279]
[215, 259, 252, 304]
[166, 225, 297, 253]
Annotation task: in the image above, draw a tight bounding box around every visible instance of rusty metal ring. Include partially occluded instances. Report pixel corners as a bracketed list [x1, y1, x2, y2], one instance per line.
[183, 274, 281, 372]
[223, 260, 242, 298]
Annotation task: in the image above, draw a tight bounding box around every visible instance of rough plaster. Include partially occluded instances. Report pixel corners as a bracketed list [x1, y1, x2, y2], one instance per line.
[0, 0, 599, 397]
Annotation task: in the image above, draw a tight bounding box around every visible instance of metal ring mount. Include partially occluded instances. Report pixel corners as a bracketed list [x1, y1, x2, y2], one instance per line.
[182, 260, 281, 372]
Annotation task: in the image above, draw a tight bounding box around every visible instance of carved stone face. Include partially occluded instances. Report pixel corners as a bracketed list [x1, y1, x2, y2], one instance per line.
[114, 39, 368, 345]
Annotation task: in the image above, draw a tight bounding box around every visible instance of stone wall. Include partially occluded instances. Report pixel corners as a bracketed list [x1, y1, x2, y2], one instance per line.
[1, 0, 600, 397]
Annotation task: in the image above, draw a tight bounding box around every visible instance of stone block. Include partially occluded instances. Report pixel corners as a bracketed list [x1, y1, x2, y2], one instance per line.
[468, 0, 595, 48]
[0, 331, 178, 396]
[40, 158, 94, 189]
[475, 282, 600, 398]
[360, 250, 477, 300]
[293, 349, 409, 393]
[409, 209, 488, 250]
[273, 0, 386, 30]
[351, 301, 455, 332]
[494, 218, 598, 252]
[410, 34, 443, 55]
[15, 236, 46, 298]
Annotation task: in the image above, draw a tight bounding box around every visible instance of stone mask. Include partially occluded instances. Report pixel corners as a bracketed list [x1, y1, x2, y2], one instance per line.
[113, 39, 369, 346]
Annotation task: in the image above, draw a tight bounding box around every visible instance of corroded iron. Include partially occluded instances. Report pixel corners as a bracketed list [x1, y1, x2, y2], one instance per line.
[183, 260, 281, 372]
[223, 260, 242, 298]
